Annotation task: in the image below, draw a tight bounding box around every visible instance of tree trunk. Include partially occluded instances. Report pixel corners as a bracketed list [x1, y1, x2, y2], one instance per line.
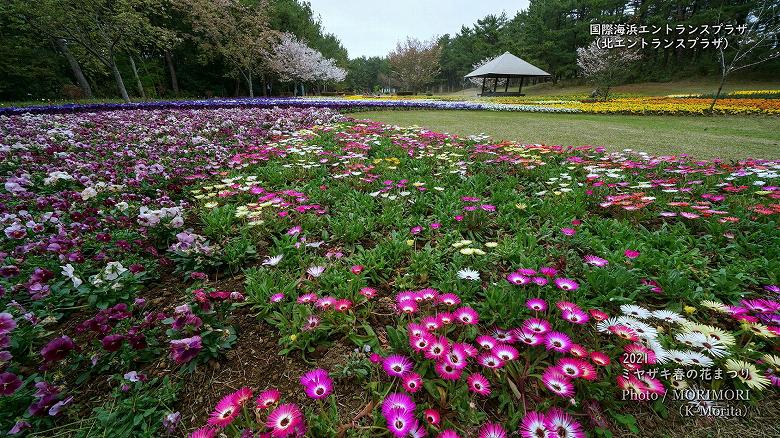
[56, 39, 93, 99]
[247, 70, 254, 98]
[164, 51, 179, 95]
[109, 56, 130, 102]
[128, 55, 146, 99]
[709, 74, 726, 112]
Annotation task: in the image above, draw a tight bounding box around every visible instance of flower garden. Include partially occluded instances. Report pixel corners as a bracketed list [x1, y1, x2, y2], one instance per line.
[1, 103, 779, 437]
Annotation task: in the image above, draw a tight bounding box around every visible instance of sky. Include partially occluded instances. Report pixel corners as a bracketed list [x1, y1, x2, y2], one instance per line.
[306, 0, 530, 58]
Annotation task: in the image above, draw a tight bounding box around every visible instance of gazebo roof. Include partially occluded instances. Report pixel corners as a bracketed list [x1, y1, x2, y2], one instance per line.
[464, 52, 551, 78]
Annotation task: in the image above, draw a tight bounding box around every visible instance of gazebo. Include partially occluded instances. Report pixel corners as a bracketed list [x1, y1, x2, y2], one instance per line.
[465, 52, 551, 96]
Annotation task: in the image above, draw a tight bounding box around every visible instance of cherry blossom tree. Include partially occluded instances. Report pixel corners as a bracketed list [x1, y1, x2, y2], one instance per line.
[577, 38, 640, 101]
[268, 33, 346, 95]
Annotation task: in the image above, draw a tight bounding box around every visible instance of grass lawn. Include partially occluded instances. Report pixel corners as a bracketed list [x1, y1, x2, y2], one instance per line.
[448, 77, 780, 98]
[356, 110, 780, 160]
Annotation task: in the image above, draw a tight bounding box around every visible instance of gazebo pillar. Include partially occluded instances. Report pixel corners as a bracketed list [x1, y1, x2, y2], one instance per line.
[519, 77, 524, 93]
[481, 78, 486, 95]
[504, 77, 509, 93]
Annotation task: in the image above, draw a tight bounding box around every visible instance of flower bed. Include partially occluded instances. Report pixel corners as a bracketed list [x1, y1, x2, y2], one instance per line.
[1, 107, 779, 437]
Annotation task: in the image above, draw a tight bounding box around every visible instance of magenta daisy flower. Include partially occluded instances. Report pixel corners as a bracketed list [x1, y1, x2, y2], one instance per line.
[526, 298, 547, 312]
[477, 352, 504, 369]
[556, 358, 585, 379]
[207, 391, 242, 427]
[545, 408, 585, 438]
[266, 403, 303, 437]
[467, 373, 491, 396]
[568, 344, 588, 358]
[590, 351, 611, 366]
[608, 324, 639, 341]
[523, 318, 551, 334]
[407, 323, 427, 338]
[554, 278, 579, 291]
[560, 227, 576, 236]
[425, 336, 450, 360]
[424, 408, 441, 425]
[519, 411, 548, 438]
[476, 335, 498, 350]
[435, 360, 463, 380]
[624, 249, 640, 259]
[297, 293, 318, 304]
[402, 372, 422, 393]
[542, 371, 575, 397]
[359, 287, 377, 298]
[454, 307, 479, 324]
[410, 332, 434, 352]
[514, 329, 543, 346]
[299, 368, 333, 399]
[437, 312, 454, 325]
[256, 388, 281, 409]
[589, 309, 609, 321]
[445, 344, 468, 369]
[421, 315, 441, 331]
[507, 272, 531, 285]
[539, 266, 558, 277]
[398, 300, 418, 314]
[479, 423, 507, 438]
[583, 255, 609, 267]
[532, 276, 549, 286]
[270, 293, 285, 303]
[410, 333, 434, 352]
[544, 332, 572, 353]
[381, 393, 416, 417]
[189, 427, 217, 438]
[493, 344, 519, 362]
[439, 430, 462, 438]
[561, 308, 590, 324]
[385, 406, 414, 437]
[438, 293, 461, 306]
[383, 355, 414, 377]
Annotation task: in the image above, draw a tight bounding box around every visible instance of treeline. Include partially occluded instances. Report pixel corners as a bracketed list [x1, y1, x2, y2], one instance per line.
[0, 0, 349, 101]
[351, 0, 780, 94]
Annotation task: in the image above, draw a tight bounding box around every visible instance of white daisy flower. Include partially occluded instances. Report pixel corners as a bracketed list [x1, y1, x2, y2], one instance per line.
[620, 304, 652, 319]
[263, 255, 283, 266]
[457, 268, 480, 281]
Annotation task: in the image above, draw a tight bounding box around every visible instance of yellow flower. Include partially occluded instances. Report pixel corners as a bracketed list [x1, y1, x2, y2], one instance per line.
[485, 242, 498, 248]
[460, 248, 475, 255]
[684, 306, 696, 314]
[289, 334, 298, 342]
[515, 202, 527, 210]
[406, 239, 415, 246]
[724, 359, 770, 390]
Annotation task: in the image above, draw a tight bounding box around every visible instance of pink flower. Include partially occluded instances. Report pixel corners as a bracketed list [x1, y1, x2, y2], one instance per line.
[208, 388, 249, 427]
[256, 388, 281, 409]
[299, 369, 333, 399]
[624, 249, 640, 259]
[424, 408, 441, 425]
[519, 411, 548, 438]
[541, 370, 575, 397]
[467, 373, 491, 396]
[560, 227, 576, 236]
[478, 423, 506, 438]
[266, 403, 303, 437]
[526, 298, 547, 312]
[554, 278, 579, 291]
[383, 355, 414, 377]
[351, 265, 364, 275]
[402, 372, 422, 393]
